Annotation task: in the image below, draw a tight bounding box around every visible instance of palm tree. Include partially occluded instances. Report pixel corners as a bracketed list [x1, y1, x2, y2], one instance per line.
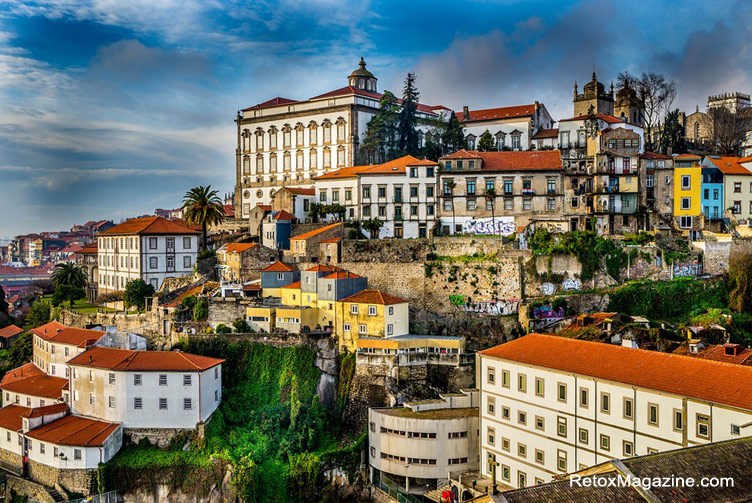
[182, 185, 226, 251]
[445, 180, 457, 235]
[484, 187, 497, 236]
[51, 262, 87, 289]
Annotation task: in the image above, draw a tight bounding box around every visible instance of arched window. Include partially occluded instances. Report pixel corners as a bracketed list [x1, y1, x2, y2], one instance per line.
[323, 148, 331, 168]
[256, 155, 263, 174]
[495, 132, 506, 150]
[243, 156, 250, 175]
[323, 121, 332, 144]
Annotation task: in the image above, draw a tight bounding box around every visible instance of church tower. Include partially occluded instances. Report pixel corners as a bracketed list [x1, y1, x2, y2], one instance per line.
[573, 72, 614, 116]
[348, 58, 378, 93]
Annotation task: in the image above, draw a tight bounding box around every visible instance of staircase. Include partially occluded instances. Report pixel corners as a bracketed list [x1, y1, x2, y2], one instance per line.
[48, 487, 65, 502]
[425, 480, 452, 502]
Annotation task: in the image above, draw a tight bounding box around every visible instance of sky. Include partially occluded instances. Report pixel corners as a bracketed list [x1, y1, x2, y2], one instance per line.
[1, 0, 750, 240]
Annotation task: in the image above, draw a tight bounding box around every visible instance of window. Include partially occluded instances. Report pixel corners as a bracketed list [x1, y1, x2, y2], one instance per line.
[600, 392, 610, 413]
[547, 179, 556, 194]
[149, 237, 158, 249]
[535, 378, 544, 397]
[501, 465, 510, 482]
[579, 388, 589, 408]
[134, 397, 142, 409]
[89, 393, 95, 405]
[523, 198, 531, 210]
[74, 449, 81, 460]
[487, 367, 495, 384]
[109, 373, 115, 385]
[503, 198, 512, 210]
[501, 370, 509, 388]
[184, 256, 192, 268]
[680, 215, 693, 228]
[40, 443, 45, 454]
[215, 390, 219, 402]
[387, 324, 393, 335]
[648, 403, 659, 426]
[733, 201, 742, 214]
[558, 383, 567, 402]
[600, 434, 611, 451]
[696, 414, 710, 439]
[623, 397, 633, 419]
[518, 443, 527, 458]
[134, 374, 142, 386]
[518, 373, 527, 392]
[343, 323, 351, 332]
[503, 179, 513, 194]
[183, 237, 192, 249]
[557, 449, 567, 472]
[681, 175, 691, 190]
[427, 186, 434, 197]
[731, 424, 741, 436]
[159, 374, 167, 386]
[557, 416, 567, 437]
[184, 398, 192, 410]
[109, 396, 115, 408]
[487, 396, 495, 415]
[183, 375, 192, 386]
[518, 411, 527, 425]
[368, 306, 377, 316]
[535, 449, 544, 465]
[578, 428, 589, 444]
[467, 180, 476, 195]
[501, 406, 510, 420]
[159, 398, 168, 410]
[735, 182, 742, 193]
[501, 437, 510, 451]
[623, 440, 634, 457]
[388, 306, 394, 315]
[674, 409, 684, 431]
[535, 416, 544, 431]
[149, 257, 158, 269]
[359, 324, 367, 334]
[53, 446, 58, 457]
[487, 427, 495, 446]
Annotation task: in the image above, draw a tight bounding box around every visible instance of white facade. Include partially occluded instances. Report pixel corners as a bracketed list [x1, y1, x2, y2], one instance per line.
[478, 338, 752, 489]
[98, 233, 198, 292]
[460, 103, 555, 152]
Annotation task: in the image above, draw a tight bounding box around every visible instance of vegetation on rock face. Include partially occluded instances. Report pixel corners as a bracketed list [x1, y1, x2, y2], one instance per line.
[102, 338, 362, 503]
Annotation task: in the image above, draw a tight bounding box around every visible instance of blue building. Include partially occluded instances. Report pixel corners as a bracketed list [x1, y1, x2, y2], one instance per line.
[261, 210, 297, 250]
[260, 261, 300, 290]
[701, 163, 724, 221]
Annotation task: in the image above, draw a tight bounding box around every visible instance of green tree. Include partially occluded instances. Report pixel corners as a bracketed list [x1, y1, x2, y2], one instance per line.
[397, 73, 421, 156]
[485, 187, 497, 234]
[51, 284, 85, 307]
[24, 300, 50, 329]
[8, 332, 32, 368]
[232, 318, 251, 333]
[193, 297, 209, 321]
[423, 130, 444, 161]
[215, 323, 232, 334]
[51, 262, 87, 289]
[729, 254, 752, 313]
[363, 218, 384, 239]
[444, 179, 457, 234]
[441, 112, 467, 154]
[0, 285, 9, 329]
[308, 202, 322, 223]
[182, 185, 225, 250]
[123, 279, 156, 312]
[359, 91, 399, 163]
[478, 129, 495, 151]
[661, 109, 687, 154]
[323, 204, 346, 222]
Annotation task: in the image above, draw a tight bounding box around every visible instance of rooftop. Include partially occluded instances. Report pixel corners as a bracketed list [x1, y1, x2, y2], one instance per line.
[218, 243, 258, 254]
[30, 321, 67, 340]
[26, 414, 119, 447]
[261, 261, 297, 272]
[455, 104, 539, 122]
[480, 333, 752, 410]
[322, 271, 362, 280]
[0, 325, 23, 339]
[531, 128, 559, 139]
[0, 363, 68, 399]
[282, 186, 315, 196]
[441, 150, 562, 171]
[99, 216, 199, 236]
[48, 327, 105, 348]
[372, 406, 477, 420]
[705, 156, 752, 175]
[66, 347, 224, 371]
[341, 289, 406, 305]
[290, 223, 342, 241]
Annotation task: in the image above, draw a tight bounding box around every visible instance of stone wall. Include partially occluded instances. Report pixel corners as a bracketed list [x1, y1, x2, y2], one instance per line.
[27, 460, 95, 495]
[206, 298, 257, 328]
[119, 467, 237, 503]
[0, 445, 22, 475]
[125, 428, 192, 448]
[4, 474, 55, 503]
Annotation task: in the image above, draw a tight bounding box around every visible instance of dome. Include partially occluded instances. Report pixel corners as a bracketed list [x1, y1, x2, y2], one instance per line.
[349, 57, 375, 79]
[583, 72, 605, 94]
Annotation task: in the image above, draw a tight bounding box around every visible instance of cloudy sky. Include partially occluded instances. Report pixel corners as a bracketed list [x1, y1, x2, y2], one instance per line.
[1, 0, 750, 239]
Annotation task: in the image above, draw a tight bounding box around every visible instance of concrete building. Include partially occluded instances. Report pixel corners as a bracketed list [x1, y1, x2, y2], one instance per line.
[261, 210, 297, 250]
[639, 153, 674, 231]
[477, 333, 752, 489]
[369, 389, 479, 496]
[260, 261, 299, 297]
[455, 103, 555, 152]
[438, 150, 564, 235]
[97, 216, 199, 293]
[31, 325, 106, 379]
[75, 243, 98, 300]
[270, 186, 315, 221]
[66, 346, 223, 430]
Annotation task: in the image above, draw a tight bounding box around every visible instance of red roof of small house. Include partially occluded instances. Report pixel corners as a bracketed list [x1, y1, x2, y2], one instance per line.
[30, 321, 67, 340]
[358, 155, 423, 175]
[282, 280, 302, 289]
[319, 238, 342, 243]
[271, 210, 297, 221]
[76, 243, 98, 255]
[532, 128, 559, 139]
[223, 204, 235, 218]
[261, 261, 297, 272]
[255, 204, 272, 212]
[480, 333, 752, 411]
[218, 243, 258, 254]
[99, 216, 199, 236]
[455, 104, 538, 122]
[283, 187, 315, 196]
[59, 244, 82, 254]
[341, 289, 407, 305]
[442, 150, 562, 171]
[66, 347, 224, 371]
[0, 364, 69, 399]
[26, 414, 119, 447]
[0, 405, 32, 431]
[242, 97, 299, 111]
[675, 153, 702, 159]
[705, 157, 752, 175]
[0, 325, 23, 339]
[242, 283, 262, 292]
[443, 149, 482, 159]
[674, 343, 752, 365]
[559, 112, 634, 125]
[48, 327, 105, 348]
[290, 223, 343, 241]
[322, 271, 362, 280]
[313, 165, 372, 180]
[640, 152, 672, 160]
[20, 403, 69, 418]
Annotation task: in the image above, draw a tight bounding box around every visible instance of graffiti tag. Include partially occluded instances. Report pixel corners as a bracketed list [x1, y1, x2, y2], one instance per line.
[462, 217, 515, 236]
[541, 282, 556, 296]
[533, 305, 565, 319]
[561, 279, 582, 291]
[449, 294, 466, 306]
[673, 263, 702, 277]
[461, 299, 519, 316]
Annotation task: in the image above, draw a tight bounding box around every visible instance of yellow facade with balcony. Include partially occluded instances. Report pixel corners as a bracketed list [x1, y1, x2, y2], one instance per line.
[673, 154, 703, 230]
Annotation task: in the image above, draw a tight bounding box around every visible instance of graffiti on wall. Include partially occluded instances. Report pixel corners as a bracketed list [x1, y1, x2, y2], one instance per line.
[541, 282, 556, 296]
[449, 294, 466, 306]
[450, 297, 520, 316]
[462, 217, 515, 236]
[533, 305, 565, 319]
[673, 263, 703, 277]
[561, 279, 582, 291]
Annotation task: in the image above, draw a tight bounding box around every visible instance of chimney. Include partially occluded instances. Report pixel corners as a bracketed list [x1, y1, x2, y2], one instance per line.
[88, 355, 92, 364]
[463, 105, 469, 119]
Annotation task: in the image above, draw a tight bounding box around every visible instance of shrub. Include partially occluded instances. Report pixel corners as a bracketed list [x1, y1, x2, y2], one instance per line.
[215, 324, 232, 334]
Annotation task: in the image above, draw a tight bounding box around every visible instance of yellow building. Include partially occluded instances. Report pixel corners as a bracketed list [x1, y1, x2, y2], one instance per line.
[246, 306, 274, 332]
[356, 334, 465, 356]
[673, 154, 703, 232]
[337, 289, 409, 351]
[280, 281, 303, 306]
[275, 306, 318, 333]
[216, 243, 258, 282]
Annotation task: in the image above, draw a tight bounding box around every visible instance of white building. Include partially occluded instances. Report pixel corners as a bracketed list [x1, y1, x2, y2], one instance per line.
[234, 58, 444, 218]
[314, 155, 439, 238]
[457, 103, 555, 152]
[66, 346, 223, 430]
[369, 389, 479, 495]
[478, 333, 752, 489]
[97, 216, 199, 293]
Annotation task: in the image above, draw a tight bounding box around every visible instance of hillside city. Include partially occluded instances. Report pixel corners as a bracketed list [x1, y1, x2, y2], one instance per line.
[2, 57, 752, 503]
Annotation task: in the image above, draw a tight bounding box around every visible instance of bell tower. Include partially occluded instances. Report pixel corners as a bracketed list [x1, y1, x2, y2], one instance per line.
[348, 58, 378, 93]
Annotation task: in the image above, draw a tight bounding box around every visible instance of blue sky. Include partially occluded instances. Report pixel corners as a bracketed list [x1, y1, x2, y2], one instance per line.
[1, 0, 750, 239]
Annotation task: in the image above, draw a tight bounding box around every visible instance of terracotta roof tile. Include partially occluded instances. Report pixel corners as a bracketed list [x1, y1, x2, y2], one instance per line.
[675, 153, 702, 159]
[26, 414, 119, 447]
[282, 187, 315, 196]
[480, 334, 752, 410]
[261, 261, 297, 272]
[218, 243, 258, 254]
[0, 325, 23, 339]
[406, 159, 439, 166]
[306, 264, 344, 272]
[282, 280, 302, 289]
[0, 405, 32, 431]
[242, 97, 299, 111]
[705, 157, 752, 175]
[0, 364, 68, 399]
[640, 152, 672, 160]
[456, 104, 538, 122]
[20, 403, 69, 418]
[341, 289, 407, 305]
[76, 243, 98, 255]
[319, 238, 342, 243]
[313, 165, 372, 180]
[443, 149, 481, 159]
[442, 150, 562, 171]
[290, 223, 342, 241]
[49, 327, 105, 348]
[67, 346, 224, 371]
[358, 155, 422, 175]
[271, 210, 297, 221]
[532, 128, 559, 139]
[322, 271, 362, 280]
[99, 216, 199, 236]
[30, 322, 67, 340]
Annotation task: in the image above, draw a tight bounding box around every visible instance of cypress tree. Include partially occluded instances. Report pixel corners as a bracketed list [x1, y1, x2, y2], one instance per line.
[397, 73, 421, 156]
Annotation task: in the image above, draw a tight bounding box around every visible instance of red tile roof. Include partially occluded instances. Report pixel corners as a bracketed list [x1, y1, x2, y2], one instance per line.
[290, 223, 343, 241]
[26, 414, 119, 447]
[313, 165, 372, 180]
[322, 271, 362, 280]
[532, 128, 559, 139]
[675, 153, 702, 159]
[99, 216, 199, 236]
[456, 104, 538, 122]
[319, 238, 342, 243]
[218, 243, 258, 254]
[442, 150, 562, 171]
[30, 321, 67, 340]
[67, 346, 224, 371]
[76, 243, 98, 255]
[308, 87, 438, 114]
[341, 289, 407, 305]
[242, 97, 299, 111]
[255, 204, 272, 212]
[480, 334, 752, 410]
[0, 364, 68, 399]
[359, 155, 422, 175]
[0, 405, 31, 431]
[271, 210, 297, 221]
[674, 344, 752, 365]
[559, 112, 631, 124]
[407, 159, 439, 166]
[283, 187, 316, 196]
[705, 157, 752, 175]
[0, 325, 23, 339]
[20, 403, 69, 418]
[282, 280, 302, 289]
[48, 327, 105, 348]
[261, 261, 297, 272]
[223, 204, 235, 218]
[641, 152, 672, 160]
[306, 264, 344, 272]
[443, 149, 481, 159]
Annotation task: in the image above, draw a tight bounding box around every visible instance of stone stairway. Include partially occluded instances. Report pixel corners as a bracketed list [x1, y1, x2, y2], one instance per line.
[47, 488, 65, 502]
[425, 480, 452, 503]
